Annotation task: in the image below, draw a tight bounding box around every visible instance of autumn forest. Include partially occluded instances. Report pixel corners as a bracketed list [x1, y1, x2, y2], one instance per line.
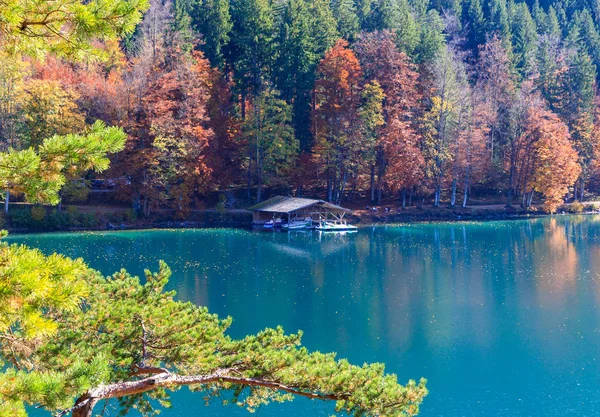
[3, 0, 600, 214]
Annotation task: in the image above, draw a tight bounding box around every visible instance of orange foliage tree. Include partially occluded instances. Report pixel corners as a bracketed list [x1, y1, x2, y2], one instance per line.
[513, 89, 581, 212]
[312, 39, 363, 203]
[529, 110, 581, 212]
[355, 31, 423, 205]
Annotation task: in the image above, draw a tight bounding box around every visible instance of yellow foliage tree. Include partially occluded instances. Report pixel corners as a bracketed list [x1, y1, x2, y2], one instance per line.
[18, 79, 86, 148]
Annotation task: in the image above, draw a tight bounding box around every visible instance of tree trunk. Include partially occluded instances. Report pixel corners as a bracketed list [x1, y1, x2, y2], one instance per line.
[580, 178, 585, 201]
[402, 189, 406, 209]
[376, 154, 385, 205]
[4, 191, 9, 214]
[506, 186, 513, 208]
[256, 169, 262, 203]
[143, 197, 150, 217]
[370, 165, 375, 203]
[507, 140, 516, 208]
[450, 179, 457, 207]
[462, 163, 471, 209]
[132, 193, 141, 215]
[434, 183, 441, 207]
[72, 397, 98, 417]
[339, 170, 347, 204]
[527, 191, 534, 207]
[327, 170, 333, 202]
[241, 92, 246, 120]
[247, 166, 252, 200]
[332, 174, 339, 204]
[490, 127, 495, 161]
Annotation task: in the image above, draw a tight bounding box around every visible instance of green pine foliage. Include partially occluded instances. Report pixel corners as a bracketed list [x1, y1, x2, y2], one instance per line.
[228, 0, 276, 98]
[0, 121, 126, 205]
[0, 0, 148, 59]
[274, 0, 337, 148]
[191, 0, 233, 68]
[332, 0, 360, 40]
[0, 260, 428, 417]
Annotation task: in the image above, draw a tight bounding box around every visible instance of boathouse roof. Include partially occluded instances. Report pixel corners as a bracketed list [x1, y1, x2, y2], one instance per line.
[249, 196, 352, 214]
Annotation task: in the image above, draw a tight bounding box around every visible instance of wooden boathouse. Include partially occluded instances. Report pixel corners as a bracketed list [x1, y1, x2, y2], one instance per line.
[250, 196, 352, 225]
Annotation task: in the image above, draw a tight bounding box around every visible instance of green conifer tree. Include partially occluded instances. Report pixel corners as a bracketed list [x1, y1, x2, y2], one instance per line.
[191, 0, 233, 68]
[510, 2, 538, 77]
[332, 0, 360, 39]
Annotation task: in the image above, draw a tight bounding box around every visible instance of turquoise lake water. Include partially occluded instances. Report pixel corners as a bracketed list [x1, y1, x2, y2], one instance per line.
[10, 215, 600, 417]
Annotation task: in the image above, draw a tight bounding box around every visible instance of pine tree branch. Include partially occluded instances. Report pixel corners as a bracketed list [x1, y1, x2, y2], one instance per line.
[62, 368, 350, 417]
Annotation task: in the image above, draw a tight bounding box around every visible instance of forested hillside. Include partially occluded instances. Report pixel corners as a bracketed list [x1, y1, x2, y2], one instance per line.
[3, 0, 600, 213]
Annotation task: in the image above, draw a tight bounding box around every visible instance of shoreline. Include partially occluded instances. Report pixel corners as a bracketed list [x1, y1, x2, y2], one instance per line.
[5, 205, 598, 234]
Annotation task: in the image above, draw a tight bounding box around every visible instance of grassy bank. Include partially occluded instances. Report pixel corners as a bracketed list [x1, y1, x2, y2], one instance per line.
[2, 204, 253, 233]
[4, 200, 600, 233]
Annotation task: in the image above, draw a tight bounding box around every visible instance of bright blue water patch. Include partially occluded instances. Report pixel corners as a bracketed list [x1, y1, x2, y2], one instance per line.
[10, 215, 600, 416]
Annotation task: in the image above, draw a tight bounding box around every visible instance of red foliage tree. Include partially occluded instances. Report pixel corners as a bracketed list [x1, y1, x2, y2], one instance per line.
[119, 49, 215, 216]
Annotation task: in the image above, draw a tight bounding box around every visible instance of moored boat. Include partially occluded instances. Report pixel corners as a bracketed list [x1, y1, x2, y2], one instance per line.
[315, 220, 358, 232]
[283, 218, 313, 230]
[263, 218, 284, 229]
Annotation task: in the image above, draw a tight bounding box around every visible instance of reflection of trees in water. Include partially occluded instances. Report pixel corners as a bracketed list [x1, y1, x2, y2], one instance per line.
[328, 218, 600, 352]
[535, 218, 578, 294]
[30, 219, 599, 357]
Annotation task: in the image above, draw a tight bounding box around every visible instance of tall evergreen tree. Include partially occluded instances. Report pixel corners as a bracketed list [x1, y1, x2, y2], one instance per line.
[414, 10, 446, 63]
[274, 0, 337, 149]
[541, 5, 561, 36]
[397, 0, 421, 55]
[172, 0, 195, 51]
[241, 87, 298, 202]
[572, 9, 600, 77]
[332, 0, 360, 39]
[228, 0, 276, 116]
[356, 0, 376, 27]
[365, 0, 401, 31]
[191, 0, 233, 69]
[463, 0, 486, 51]
[487, 0, 511, 41]
[510, 2, 538, 77]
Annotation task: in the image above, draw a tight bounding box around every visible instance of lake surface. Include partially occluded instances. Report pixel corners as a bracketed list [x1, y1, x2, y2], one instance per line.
[11, 215, 600, 417]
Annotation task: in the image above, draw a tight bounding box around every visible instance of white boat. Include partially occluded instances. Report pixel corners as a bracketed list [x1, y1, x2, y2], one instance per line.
[315, 220, 358, 232]
[283, 218, 313, 230]
[263, 218, 283, 229]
